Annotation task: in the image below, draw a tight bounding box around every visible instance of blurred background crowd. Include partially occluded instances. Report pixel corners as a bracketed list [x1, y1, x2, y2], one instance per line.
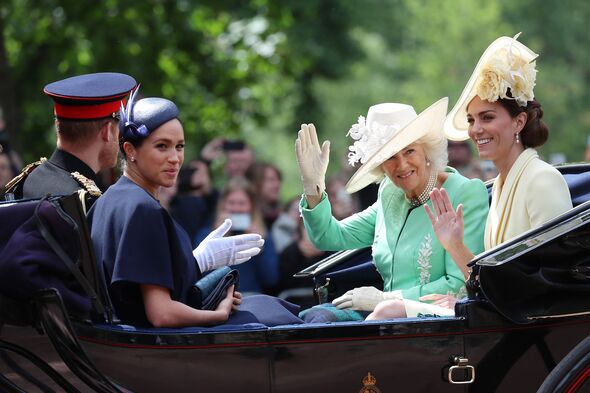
[2, 0, 590, 301]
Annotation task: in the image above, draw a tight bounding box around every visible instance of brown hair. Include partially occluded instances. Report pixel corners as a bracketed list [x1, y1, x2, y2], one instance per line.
[214, 177, 267, 237]
[245, 162, 282, 202]
[498, 89, 549, 148]
[56, 118, 110, 146]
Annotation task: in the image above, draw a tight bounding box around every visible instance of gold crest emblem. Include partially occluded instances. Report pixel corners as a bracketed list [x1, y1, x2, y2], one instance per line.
[359, 372, 381, 393]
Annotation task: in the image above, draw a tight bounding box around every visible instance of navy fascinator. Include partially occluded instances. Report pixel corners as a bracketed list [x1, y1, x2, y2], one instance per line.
[120, 86, 179, 140]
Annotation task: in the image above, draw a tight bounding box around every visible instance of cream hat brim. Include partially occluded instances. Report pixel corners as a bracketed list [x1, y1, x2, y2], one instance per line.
[444, 35, 538, 141]
[345, 97, 449, 194]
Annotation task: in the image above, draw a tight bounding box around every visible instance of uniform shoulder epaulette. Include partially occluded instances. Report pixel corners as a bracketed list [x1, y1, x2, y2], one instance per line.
[4, 157, 47, 193]
[70, 171, 102, 197]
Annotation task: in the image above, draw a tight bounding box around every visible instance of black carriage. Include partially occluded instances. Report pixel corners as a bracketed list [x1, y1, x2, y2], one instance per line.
[1, 164, 590, 393]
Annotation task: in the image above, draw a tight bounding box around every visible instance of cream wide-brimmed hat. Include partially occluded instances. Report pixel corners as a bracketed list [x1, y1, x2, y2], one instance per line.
[444, 33, 539, 141]
[344, 97, 449, 193]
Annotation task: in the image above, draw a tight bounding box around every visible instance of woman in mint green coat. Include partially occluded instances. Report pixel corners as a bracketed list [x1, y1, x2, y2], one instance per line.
[295, 98, 489, 322]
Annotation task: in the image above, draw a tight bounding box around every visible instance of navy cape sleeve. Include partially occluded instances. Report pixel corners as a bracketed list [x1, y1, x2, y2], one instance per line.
[89, 177, 199, 324]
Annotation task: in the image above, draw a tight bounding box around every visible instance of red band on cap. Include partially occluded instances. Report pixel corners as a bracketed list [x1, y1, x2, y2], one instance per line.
[54, 100, 122, 119]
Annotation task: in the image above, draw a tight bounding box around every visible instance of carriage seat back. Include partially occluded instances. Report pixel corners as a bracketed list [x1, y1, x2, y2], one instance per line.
[0, 194, 111, 324]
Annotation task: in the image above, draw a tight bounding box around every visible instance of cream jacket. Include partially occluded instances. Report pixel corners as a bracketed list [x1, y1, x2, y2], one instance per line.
[485, 148, 572, 249]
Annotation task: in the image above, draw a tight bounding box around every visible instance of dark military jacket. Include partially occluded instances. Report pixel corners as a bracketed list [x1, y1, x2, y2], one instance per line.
[5, 149, 102, 208]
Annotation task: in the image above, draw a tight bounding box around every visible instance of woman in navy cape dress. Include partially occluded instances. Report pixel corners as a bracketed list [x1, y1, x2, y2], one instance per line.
[88, 91, 302, 327]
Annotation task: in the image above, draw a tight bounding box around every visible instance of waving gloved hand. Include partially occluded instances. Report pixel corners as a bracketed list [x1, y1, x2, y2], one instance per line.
[295, 123, 330, 196]
[332, 286, 403, 311]
[193, 219, 265, 272]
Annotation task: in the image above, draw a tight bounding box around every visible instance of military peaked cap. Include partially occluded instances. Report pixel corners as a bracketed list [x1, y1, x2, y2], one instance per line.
[44, 72, 137, 120]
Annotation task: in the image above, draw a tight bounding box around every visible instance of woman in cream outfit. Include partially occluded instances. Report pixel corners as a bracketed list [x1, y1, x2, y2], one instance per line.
[368, 34, 573, 320]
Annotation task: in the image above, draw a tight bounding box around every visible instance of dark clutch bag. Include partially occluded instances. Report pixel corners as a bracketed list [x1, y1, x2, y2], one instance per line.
[187, 266, 239, 311]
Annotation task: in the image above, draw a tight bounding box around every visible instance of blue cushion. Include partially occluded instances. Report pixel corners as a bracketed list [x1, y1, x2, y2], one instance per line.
[563, 172, 590, 206]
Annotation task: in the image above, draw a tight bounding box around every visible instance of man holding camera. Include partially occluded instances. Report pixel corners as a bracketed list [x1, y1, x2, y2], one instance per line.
[200, 137, 254, 180]
[168, 138, 254, 241]
[171, 158, 219, 241]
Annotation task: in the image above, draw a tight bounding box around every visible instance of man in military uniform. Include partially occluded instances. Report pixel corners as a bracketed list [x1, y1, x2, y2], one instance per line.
[4, 72, 137, 207]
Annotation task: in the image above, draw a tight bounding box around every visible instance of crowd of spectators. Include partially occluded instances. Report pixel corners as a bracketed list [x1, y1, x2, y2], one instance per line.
[2, 105, 571, 304]
[165, 137, 331, 301]
[158, 136, 502, 303]
[0, 121, 505, 304]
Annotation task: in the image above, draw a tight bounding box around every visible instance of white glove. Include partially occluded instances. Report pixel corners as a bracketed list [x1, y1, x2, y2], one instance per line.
[332, 286, 403, 311]
[295, 123, 330, 196]
[193, 219, 265, 272]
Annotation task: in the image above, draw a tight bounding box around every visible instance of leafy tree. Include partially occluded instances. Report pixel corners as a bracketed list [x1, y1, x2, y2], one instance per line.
[0, 0, 359, 198]
[314, 0, 590, 172]
[314, 0, 509, 173]
[500, 0, 590, 162]
[2, 0, 589, 200]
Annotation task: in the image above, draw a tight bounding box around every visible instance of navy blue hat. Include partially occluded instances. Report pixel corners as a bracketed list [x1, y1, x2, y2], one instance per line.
[44, 72, 137, 120]
[120, 89, 179, 140]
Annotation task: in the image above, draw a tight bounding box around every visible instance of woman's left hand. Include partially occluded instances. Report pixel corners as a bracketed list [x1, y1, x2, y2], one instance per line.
[424, 188, 464, 250]
[232, 290, 242, 311]
[215, 285, 236, 318]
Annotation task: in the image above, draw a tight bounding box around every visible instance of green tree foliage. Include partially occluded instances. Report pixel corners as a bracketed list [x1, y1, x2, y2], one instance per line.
[0, 0, 356, 152]
[314, 0, 510, 168]
[0, 0, 358, 198]
[501, 0, 590, 162]
[315, 0, 590, 170]
[2, 0, 590, 200]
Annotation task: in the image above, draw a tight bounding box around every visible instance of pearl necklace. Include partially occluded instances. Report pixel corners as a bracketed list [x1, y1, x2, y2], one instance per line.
[408, 170, 438, 208]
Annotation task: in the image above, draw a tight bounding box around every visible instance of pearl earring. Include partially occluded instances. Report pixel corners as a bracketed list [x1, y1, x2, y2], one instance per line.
[130, 157, 135, 162]
[515, 133, 520, 144]
[426, 161, 431, 167]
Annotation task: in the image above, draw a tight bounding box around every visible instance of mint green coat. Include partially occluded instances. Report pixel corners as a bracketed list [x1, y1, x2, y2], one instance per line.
[301, 168, 489, 300]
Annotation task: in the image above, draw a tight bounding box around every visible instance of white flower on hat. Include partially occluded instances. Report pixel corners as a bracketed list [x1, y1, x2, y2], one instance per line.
[347, 116, 402, 167]
[476, 54, 511, 102]
[474, 34, 537, 107]
[510, 57, 537, 105]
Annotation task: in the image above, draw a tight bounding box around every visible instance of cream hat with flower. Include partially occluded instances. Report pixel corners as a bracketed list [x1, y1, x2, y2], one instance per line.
[444, 33, 539, 141]
[345, 97, 449, 193]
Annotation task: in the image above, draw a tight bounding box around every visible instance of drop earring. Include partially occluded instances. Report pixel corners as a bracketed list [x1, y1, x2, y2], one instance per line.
[515, 133, 520, 144]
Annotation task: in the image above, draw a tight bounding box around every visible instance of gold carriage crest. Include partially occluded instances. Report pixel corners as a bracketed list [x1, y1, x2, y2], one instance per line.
[359, 372, 381, 393]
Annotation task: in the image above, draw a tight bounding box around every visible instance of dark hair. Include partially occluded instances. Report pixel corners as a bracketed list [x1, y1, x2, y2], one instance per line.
[245, 162, 282, 187]
[118, 130, 144, 156]
[118, 129, 145, 158]
[118, 97, 180, 158]
[57, 118, 110, 145]
[498, 89, 548, 148]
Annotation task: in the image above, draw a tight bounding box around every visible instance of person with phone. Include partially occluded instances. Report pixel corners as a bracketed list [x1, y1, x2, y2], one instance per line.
[200, 137, 255, 180]
[169, 158, 219, 241]
[194, 177, 280, 295]
[222, 140, 246, 151]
